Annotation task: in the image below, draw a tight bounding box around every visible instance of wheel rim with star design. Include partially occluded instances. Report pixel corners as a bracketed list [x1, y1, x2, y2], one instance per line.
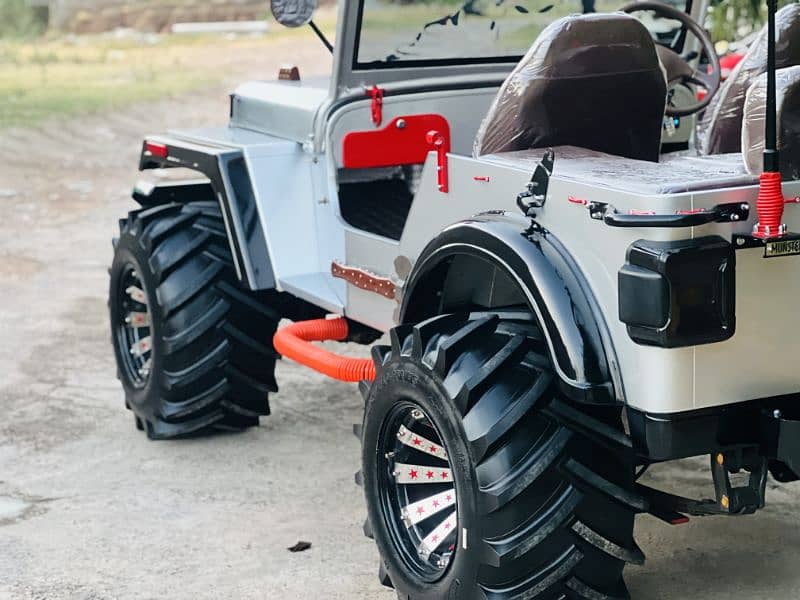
[378, 401, 457, 582]
[114, 263, 153, 388]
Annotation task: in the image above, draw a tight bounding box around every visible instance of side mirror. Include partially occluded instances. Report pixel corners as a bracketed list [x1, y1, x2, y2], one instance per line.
[270, 0, 318, 28]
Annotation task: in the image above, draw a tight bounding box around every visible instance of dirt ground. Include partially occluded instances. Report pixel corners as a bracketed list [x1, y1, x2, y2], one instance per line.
[0, 36, 799, 600]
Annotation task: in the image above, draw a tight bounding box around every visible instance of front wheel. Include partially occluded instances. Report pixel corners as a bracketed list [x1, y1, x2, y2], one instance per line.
[357, 313, 641, 600]
[109, 201, 280, 439]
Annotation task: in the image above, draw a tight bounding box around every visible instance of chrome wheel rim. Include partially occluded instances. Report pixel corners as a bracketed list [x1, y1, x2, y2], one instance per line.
[115, 264, 152, 387]
[379, 403, 457, 581]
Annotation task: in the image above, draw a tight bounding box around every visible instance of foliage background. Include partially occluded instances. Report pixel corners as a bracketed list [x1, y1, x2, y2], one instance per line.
[0, 0, 47, 38]
[2, 0, 800, 41]
[707, 0, 796, 43]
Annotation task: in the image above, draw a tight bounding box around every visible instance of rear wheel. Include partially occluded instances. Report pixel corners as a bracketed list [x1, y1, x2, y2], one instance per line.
[357, 312, 641, 599]
[109, 201, 280, 439]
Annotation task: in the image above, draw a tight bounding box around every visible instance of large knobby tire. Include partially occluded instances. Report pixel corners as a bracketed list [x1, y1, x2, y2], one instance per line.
[109, 201, 280, 439]
[357, 312, 642, 600]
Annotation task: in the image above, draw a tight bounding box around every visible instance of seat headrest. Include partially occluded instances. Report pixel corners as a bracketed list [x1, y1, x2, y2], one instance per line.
[474, 13, 667, 162]
[698, 3, 800, 155]
[742, 65, 800, 180]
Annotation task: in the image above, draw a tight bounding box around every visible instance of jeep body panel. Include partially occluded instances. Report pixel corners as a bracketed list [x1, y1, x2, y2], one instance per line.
[230, 79, 330, 144]
[133, 0, 800, 419]
[392, 153, 800, 416]
[139, 120, 800, 416]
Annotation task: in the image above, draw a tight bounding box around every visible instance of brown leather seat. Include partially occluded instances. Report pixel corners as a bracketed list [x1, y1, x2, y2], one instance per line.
[698, 3, 800, 156]
[742, 65, 800, 180]
[474, 13, 667, 162]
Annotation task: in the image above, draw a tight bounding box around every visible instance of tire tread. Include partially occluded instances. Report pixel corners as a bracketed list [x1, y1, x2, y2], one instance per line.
[111, 201, 281, 437]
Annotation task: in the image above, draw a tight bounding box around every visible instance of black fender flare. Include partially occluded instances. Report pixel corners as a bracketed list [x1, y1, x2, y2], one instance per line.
[137, 136, 274, 290]
[399, 212, 623, 405]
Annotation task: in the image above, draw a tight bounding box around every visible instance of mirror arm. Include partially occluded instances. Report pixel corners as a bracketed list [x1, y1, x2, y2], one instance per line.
[309, 20, 333, 54]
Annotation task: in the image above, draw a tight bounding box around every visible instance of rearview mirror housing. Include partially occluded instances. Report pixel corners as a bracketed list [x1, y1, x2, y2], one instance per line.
[270, 0, 318, 28]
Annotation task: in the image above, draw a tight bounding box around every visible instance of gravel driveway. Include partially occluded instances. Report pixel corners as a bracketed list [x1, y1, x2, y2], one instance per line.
[0, 36, 799, 600]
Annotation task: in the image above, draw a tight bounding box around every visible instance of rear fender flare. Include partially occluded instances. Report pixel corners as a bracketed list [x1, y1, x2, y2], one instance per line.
[399, 212, 623, 405]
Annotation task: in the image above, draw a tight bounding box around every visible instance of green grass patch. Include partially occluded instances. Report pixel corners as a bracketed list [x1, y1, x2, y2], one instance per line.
[0, 37, 213, 128]
[0, 8, 339, 129]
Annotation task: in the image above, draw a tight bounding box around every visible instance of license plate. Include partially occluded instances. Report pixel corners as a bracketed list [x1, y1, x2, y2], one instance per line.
[765, 239, 800, 258]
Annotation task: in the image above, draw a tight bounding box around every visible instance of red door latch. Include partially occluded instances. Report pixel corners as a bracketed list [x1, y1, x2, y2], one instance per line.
[369, 85, 384, 127]
[426, 130, 449, 194]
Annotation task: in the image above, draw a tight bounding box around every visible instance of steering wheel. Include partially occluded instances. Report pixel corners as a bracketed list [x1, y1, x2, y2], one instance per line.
[622, 0, 721, 117]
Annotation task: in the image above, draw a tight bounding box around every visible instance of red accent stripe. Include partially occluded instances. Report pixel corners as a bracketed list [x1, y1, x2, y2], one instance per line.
[474, 176, 491, 182]
[568, 196, 587, 205]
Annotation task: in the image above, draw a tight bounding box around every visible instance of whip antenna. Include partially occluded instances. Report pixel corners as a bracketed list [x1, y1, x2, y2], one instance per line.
[763, 0, 779, 173]
[753, 0, 787, 239]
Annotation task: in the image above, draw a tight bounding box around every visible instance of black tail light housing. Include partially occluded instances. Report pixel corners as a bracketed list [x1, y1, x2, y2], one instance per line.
[618, 236, 735, 348]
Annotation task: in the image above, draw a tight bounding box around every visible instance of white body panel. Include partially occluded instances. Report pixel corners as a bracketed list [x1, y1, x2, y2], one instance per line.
[231, 80, 330, 144]
[170, 111, 800, 415]
[394, 153, 800, 415]
[170, 126, 346, 313]
[159, 0, 798, 416]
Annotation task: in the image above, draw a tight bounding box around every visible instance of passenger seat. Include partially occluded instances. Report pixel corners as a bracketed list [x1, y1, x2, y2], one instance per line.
[742, 65, 800, 180]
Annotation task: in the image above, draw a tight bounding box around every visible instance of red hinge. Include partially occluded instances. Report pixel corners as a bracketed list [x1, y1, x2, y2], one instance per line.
[369, 85, 384, 127]
[426, 130, 449, 194]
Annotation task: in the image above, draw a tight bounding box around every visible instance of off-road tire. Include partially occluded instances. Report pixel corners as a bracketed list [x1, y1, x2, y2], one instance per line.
[356, 312, 642, 599]
[109, 201, 280, 439]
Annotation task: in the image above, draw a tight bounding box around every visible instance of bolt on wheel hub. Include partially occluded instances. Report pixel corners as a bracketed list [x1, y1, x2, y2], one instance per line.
[379, 403, 458, 580]
[115, 265, 153, 386]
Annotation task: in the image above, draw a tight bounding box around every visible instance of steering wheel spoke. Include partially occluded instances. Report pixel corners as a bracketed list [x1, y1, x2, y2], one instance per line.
[686, 69, 716, 90]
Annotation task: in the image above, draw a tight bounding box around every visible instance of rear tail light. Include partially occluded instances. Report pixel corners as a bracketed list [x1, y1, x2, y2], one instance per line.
[619, 236, 735, 348]
[145, 141, 168, 159]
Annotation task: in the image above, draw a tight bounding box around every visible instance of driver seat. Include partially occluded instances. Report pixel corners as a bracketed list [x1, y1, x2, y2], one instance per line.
[474, 13, 667, 162]
[697, 3, 800, 156]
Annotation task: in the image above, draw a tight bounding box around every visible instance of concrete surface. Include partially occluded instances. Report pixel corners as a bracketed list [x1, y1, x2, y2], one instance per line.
[1, 37, 799, 600]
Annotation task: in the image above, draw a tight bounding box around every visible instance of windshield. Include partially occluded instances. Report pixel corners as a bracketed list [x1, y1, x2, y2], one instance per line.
[354, 0, 690, 68]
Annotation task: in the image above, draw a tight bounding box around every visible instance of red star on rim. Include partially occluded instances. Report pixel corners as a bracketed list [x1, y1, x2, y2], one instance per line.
[430, 445, 437, 453]
[417, 506, 425, 515]
[409, 470, 418, 479]
[444, 522, 451, 530]
[432, 535, 439, 543]
[426, 471, 435, 479]
[441, 471, 449, 479]
[413, 437, 422, 446]
[432, 500, 440, 508]
[446, 494, 452, 502]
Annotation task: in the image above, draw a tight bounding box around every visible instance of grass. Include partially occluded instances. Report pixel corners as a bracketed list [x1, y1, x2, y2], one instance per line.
[0, 11, 338, 129]
[0, 35, 234, 128]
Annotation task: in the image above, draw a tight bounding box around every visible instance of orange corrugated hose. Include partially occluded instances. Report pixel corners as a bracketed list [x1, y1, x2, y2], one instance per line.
[273, 318, 376, 382]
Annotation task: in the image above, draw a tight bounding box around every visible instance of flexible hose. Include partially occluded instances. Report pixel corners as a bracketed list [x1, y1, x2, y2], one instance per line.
[755, 171, 786, 236]
[273, 318, 376, 382]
